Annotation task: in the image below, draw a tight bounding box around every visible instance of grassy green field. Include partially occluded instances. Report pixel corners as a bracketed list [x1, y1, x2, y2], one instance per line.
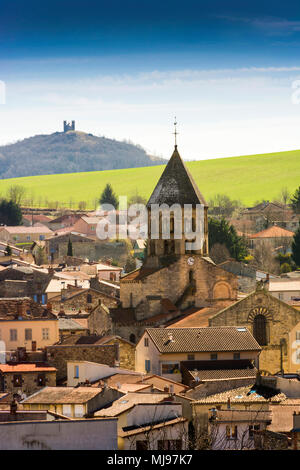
[0, 149, 299, 208]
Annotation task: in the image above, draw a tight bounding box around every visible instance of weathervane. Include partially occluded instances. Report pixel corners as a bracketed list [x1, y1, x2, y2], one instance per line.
[173, 116, 178, 148]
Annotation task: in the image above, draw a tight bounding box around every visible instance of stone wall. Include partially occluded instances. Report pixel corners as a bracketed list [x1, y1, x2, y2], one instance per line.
[51, 289, 117, 312]
[46, 344, 118, 380]
[1, 371, 56, 396]
[121, 255, 237, 320]
[209, 289, 300, 374]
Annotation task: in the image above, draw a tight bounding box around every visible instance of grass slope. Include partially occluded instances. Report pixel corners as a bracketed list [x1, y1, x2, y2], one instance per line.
[0, 149, 299, 208]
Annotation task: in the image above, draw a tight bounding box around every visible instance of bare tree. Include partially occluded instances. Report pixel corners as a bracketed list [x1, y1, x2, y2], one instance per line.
[210, 243, 231, 264]
[7, 185, 26, 205]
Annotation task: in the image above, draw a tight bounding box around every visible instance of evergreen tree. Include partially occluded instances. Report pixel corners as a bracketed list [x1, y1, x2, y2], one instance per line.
[67, 238, 73, 257]
[123, 255, 136, 273]
[4, 244, 12, 256]
[292, 227, 300, 267]
[99, 184, 118, 208]
[208, 217, 249, 262]
[291, 186, 300, 214]
[0, 199, 22, 226]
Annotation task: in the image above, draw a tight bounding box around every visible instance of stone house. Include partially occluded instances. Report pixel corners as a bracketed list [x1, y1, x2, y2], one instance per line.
[269, 279, 300, 303]
[0, 226, 53, 244]
[135, 327, 261, 382]
[46, 341, 119, 380]
[50, 287, 118, 313]
[0, 297, 59, 352]
[80, 262, 122, 282]
[21, 386, 119, 418]
[0, 363, 56, 396]
[45, 232, 96, 263]
[0, 265, 52, 304]
[72, 216, 101, 237]
[56, 335, 135, 371]
[209, 285, 300, 374]
[247, 225, 295, 252]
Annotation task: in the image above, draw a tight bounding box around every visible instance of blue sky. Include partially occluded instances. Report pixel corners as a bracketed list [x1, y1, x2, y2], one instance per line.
[1, 0, 300, 159]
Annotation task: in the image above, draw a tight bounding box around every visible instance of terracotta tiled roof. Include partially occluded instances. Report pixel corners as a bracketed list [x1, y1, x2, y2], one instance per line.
[121, 267, 161, 281]
[194, 385, 286, 404]
[166, 301, 234, 328]
[146, 326, 261, 353]
[0, 297, 57, 321]
[0, 364, 56, 373]
[249, 226, 294, 239]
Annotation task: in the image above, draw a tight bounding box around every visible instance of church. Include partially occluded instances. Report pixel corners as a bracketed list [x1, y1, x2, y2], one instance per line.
[108, 144, 238, 343]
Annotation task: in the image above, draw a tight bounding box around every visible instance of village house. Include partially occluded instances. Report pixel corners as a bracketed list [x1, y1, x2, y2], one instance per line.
[268, 278, 300, 303]
[80, 262, 122, 282]
[208, 408, 273, 450]
[0, 265, 52, 304]
[0, 226, 53, 244]
[247, 225, 295, 252]
[50, 287, 118, 313]
[135, 327, 261, 382]
[72, 216, 101, 237]
[66, 361, 139, 387]
[21, 386, 121, 418]
[45, 232, 96, 263]
[241, 201, 298, 232]
[22, 214, 52, 227]
[0, 363, 56, 397]
[58, 317, 88, 340]
[0, 297, 59, 352]
[48, 213, 82, 232]
[95, 391, 188, 449]
[46, 339, 119, 380]
[58, 335, 135, 371]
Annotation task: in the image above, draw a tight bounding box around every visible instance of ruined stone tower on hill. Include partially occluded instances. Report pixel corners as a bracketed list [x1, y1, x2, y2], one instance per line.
[63, 120, 75, 132]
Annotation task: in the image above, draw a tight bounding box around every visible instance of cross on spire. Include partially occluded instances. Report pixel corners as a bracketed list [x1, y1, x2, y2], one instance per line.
[173, 117, 178, 148]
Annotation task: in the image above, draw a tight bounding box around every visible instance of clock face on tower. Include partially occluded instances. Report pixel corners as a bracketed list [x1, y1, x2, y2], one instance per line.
[187, 257, 194, 266]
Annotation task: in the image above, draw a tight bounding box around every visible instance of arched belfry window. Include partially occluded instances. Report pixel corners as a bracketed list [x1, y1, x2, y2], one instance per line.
[253, 314, 268, 346]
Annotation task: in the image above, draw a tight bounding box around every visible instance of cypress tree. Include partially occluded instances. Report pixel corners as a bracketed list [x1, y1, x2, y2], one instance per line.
[292, 227, 300, 267]
[67, 238, 73, 257]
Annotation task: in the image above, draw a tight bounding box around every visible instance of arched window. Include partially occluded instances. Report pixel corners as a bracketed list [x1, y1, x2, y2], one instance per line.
[129, 334, 136, 344]
[253, 314, 268, 346]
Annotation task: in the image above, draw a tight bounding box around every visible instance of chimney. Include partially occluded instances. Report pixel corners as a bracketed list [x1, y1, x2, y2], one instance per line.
[10, 399, 17, 415]
[227, 398, 231, 410]
[163, 386, 169, 393]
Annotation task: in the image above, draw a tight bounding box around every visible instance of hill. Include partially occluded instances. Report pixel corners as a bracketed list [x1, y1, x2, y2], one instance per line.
[0, 148, 299, 208]
[0, 130, 165, 179]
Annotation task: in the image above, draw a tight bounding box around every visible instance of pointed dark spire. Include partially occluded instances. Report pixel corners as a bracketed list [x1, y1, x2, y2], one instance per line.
[147, 146, 207, 207]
